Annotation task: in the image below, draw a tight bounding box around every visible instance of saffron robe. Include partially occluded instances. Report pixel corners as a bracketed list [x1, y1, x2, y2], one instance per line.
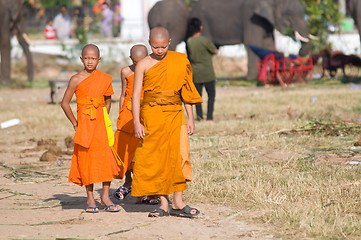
[113, 74, 141, 178]
[68, 70, 120, 186]
[132, 51, 202, 196]
[114, 74, 194, 181]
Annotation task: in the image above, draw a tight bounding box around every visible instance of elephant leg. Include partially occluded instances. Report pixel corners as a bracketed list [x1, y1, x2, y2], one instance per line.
[245, 45, 260, 81]
[17, 33, 33, 82]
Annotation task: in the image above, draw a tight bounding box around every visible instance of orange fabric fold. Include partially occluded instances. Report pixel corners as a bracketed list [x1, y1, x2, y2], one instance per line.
[114, 74, 141, 178]
[68, 70, 120, 186]
[76, 96, 105, 120]
[132, 51, 202, 197]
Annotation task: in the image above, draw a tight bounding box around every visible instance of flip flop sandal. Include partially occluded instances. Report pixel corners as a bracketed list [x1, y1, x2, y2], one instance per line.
[85, 206, 99, 213]
[148, 208, 170, 217]
[136, 196, 160, 205]
[169, 205, 200, 218]
[104, 204, 121, 212]
[113, 186, 131, 200]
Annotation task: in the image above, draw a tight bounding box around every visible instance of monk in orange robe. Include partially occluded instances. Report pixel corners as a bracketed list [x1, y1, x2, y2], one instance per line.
[61, 44, 121, 213]
[113, 45, 193, 202]
[113, 44, 148, 200]
[132, 27, 202, 218]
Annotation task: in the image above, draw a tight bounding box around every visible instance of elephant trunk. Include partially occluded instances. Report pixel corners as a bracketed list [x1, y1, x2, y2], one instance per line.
[293, 22, 311, 57]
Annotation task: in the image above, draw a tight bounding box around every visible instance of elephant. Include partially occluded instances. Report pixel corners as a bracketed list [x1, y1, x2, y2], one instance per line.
[148, 0, 189, 51]
[0, 0, 33, 84]
[148, 0, 312, 80]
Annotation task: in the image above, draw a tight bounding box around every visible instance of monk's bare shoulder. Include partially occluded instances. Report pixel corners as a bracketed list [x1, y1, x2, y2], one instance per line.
[121, 66, 133, 78]
[69, 72, 85, 86]
[136, 55, 154, 72]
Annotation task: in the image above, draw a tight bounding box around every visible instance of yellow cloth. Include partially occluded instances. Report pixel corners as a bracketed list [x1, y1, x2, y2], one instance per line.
[132, 51, 202, 197]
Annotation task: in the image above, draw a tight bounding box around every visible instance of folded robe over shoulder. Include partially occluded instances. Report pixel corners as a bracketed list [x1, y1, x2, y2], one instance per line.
[69, 70, 120, 186]
[132, 51, 202, 197]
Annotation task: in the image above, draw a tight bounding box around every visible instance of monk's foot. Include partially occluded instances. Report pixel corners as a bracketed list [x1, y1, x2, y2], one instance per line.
[148, 207, 169, 217]
[86, 199, 97, 208]
[114, 185, 131, 200]
[169, 205, 200, 218]
[85, 206, 99, 213]
[103, 204, 121, 212]
[136, 196, 160, 205]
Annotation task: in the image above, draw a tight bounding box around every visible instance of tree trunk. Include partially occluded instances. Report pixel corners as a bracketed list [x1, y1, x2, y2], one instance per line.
[17, 33, 34, 82]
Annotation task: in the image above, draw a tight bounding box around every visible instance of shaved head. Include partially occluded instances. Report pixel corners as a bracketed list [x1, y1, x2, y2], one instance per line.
[130, 44, 148, 59]
[82, 44, 100, 57]
[149, 27, 170, 41]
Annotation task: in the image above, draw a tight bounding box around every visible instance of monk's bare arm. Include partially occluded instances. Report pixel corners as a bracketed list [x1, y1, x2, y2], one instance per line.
[132, 61, 146, 139]
[184, 103, 195, 135]
[105, 96, 111, 113]
[119, 67, 128, 110]
[61, 76, 78, 130]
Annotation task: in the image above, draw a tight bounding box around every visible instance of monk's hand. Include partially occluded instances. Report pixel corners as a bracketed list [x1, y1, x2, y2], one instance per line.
[187, 119, 195, 135]
[73, 122, 78, 131]
[134, 122, 145, 139]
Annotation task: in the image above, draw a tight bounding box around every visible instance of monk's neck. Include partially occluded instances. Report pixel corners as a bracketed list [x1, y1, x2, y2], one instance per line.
[151, 52, 168, 61]
[84, 69, 97, 75]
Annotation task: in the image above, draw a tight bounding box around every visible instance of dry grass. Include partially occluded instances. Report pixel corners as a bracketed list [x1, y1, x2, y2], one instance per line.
[185, 85, 361, 239]
[0, 82, 360, 239]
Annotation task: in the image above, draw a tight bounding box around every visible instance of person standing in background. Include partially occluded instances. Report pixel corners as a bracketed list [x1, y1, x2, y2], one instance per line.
[101, 2, 113, 38]
[186, 18, 218, 121]
[113, 2, 122, 37]
[53, 5, 74, 40]
[44, 19, 56, 40]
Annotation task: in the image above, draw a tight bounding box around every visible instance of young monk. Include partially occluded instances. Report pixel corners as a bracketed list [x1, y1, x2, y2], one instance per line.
[61, 44, 121, 213]
[113, 44, 153, 202]
[132, 27, 202, 217]
[113, 45, 193, 203]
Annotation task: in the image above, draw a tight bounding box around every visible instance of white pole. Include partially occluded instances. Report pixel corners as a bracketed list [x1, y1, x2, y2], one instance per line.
[143, 0, 150, 41]
[339, 0, 346, 15]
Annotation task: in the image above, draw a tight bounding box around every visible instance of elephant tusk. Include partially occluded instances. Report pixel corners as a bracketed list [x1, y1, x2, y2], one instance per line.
[308, 34, 318, 40]
[294, 31, 309, 43]
[22, 33, 31, 46]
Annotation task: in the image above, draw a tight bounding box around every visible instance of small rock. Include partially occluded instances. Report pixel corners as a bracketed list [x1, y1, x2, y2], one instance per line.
[48, 145, 62, 156]
[37, 138, 56, 147]
[64, 136, 74, 149]
[40, 151, 58, 162]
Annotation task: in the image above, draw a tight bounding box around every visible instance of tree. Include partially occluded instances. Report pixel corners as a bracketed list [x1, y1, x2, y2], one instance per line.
[300, 0, 344, 52]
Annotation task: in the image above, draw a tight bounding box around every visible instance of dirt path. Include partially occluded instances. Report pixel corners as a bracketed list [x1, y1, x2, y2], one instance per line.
[0, 88, 275, 240]
[0, 161, 274, 240]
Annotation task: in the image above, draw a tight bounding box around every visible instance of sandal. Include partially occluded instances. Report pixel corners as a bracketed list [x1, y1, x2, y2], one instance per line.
[85, 206, 99, 213]
[136, 196, 160, 205]
[113, 186, 131, 200]
[103, 204, 121, 212]
[169, 205, 200, 218]
[148, 208, 170, 217]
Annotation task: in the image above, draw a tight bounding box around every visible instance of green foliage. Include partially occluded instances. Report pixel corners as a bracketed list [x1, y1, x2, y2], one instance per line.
[40, 0, 98, 8]
[41, 0, 72, 8]
[300, 0, 344, 52]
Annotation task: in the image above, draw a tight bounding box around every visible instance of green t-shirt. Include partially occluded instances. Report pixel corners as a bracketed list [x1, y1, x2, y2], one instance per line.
[186, 35, 216, 83]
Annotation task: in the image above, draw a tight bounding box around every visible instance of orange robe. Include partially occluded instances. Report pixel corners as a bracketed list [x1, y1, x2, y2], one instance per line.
[132, 51, 202, 197]
[113, 74, 141, 178]
[114, 74, 193, 180]
[68, 70, 120, 186]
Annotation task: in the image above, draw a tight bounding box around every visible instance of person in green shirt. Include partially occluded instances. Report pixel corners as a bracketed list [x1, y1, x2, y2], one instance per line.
[186, 18, 218, 121]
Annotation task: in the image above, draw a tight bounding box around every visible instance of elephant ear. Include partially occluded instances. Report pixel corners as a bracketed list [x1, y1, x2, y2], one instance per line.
[254, 1, 275, 27]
